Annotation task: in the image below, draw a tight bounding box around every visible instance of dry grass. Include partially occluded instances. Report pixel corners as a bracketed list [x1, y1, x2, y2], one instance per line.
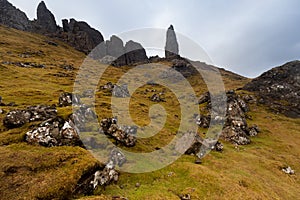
[0, 26, 299, 200]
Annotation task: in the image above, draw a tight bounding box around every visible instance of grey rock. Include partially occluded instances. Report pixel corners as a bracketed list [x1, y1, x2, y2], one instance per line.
[35, 1, 58, 33]
[112, 84, 130, 98]
[58, 92, 81, 107]
[124, 40, 148, 65]
[3, 105, 57, 128]
[165, 25, 179, 59]
[100, 117, 136, 147]
[0, 0, 32, 31]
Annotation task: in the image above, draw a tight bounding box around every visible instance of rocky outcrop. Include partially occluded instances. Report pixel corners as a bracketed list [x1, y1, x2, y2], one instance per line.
[100, 82, 130, 98]
[124, 40, 148, 65]
[197, 90, 260, 145]
[3, 105, 57, 128]
[0, 0, 31, 31]
[60, 18, 104, 54]
[243, 61, 300, 118]
[25, 117, 82, 147]
[165, 25, 179, 59]
[34, 1, 58, 33]
[100, 117, 137, 147]
[58, 92, 81, 107]
[96, 35, 148, 66]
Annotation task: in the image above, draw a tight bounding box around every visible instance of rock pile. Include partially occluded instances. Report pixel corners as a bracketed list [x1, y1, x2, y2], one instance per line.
[197, 90, 260, 145]
[100, 117, 137, 147]
[3, 105, 57, 128]
[244, 60, 300, 118]
[25, 117, 82, 147]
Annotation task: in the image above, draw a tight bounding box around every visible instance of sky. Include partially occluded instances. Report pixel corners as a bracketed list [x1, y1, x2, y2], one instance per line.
[8, 0, 300, 78]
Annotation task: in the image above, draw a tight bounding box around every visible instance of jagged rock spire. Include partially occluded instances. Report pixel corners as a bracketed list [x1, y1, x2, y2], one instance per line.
[36, 1, 57, 33]
[165, 24, 179, 59]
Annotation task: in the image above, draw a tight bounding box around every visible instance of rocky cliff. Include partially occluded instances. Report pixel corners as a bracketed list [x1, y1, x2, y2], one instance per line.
[0, 0, 31, 31]
[0, 0, 148, 62]
[243, 60, 300, 118]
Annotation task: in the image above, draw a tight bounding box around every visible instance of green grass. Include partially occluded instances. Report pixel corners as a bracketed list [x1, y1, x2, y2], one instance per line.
[0, 25, 299, 200]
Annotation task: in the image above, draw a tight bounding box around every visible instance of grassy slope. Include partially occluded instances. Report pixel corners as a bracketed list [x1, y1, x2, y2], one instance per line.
[0, 26, 299, 199]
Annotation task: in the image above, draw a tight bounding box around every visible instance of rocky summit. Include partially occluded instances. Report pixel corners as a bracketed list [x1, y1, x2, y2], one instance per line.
[244, 61, 300, 118]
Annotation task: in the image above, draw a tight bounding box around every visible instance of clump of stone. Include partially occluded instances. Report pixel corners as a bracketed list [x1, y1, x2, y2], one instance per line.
[100, 117, 137, 147]
[3, 105, 57, 128]
[197, 90, 260, 145]
[25, 117, 82, 147]
[282, 166, 295, 175]
[90, 148, 126, 190]
[58, 92, 81, 107]
[100, 82, 130, 98]
[150, 93, 166, 102]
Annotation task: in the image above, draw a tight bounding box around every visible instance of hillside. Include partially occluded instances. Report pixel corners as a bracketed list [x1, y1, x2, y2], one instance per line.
[0, 24, 299, 200]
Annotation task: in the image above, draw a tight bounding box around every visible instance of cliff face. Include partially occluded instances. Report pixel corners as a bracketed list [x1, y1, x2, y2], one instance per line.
[0, 0, 32, 31]
[0, 0, 148, 63]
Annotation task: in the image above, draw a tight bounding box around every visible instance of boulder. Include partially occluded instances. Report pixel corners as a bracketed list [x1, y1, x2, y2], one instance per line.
[165, 25, 179, 59]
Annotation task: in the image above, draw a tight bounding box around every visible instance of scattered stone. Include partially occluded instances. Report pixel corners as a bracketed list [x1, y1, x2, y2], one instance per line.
[282, 166, 295, 175]
[45, 40, 58, 46]
[150, 93, 165, 102]
[0, 108, 4, 114]
[179, 194, 191, 200]
[194, 114, 210, 128]
[70, 104, 97, 131]
[195, 158, 202, 164]
[213, 141, 224, 151]
[91, 161, 119, 189]
[109, 148, 126, 167]
[135, 183, 141, 188]
[112, 84, 130, 98]
[58, 92, 81, 107]
[100, 117, 137, 147]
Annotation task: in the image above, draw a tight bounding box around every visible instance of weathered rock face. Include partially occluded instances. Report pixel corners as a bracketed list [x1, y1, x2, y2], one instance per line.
[0, 0, 31, 31]
[60, 18, 104, 54]
[124, 40, 148, 65]
[35, 1, 58, 33]
[165, 25, 179, 59]
[243, 61, 300, 118]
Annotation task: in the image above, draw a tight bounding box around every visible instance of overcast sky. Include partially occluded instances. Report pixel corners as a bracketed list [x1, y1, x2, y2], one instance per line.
[8, 0, 300, 78]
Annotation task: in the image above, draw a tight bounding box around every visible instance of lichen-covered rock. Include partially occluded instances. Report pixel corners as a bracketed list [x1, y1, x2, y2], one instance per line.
[58, 92, 81, 107]
[197, 90, 259, 145]
[100, 117, 136, 147]
[3, 105, 57, 128]
[25, 117, 82, 147]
